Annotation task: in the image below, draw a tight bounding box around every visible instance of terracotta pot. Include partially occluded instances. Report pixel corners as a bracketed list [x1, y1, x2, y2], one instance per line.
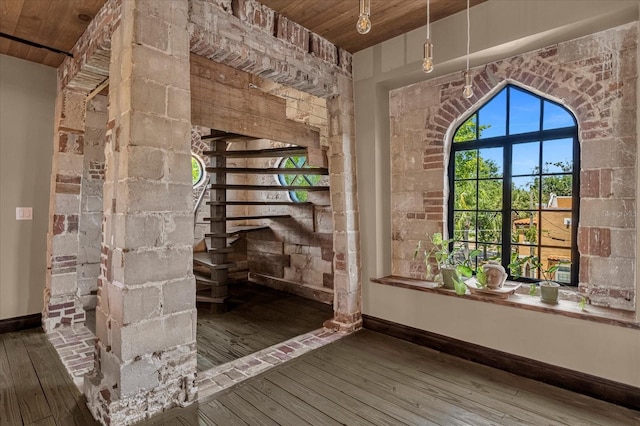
[540, 281, 560, 304]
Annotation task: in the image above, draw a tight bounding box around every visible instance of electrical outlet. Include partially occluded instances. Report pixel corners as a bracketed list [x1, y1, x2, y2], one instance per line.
[16, 207, 33, 220]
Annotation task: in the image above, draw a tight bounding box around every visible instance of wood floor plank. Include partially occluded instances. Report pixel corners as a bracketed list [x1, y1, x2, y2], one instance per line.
[199, 400, 248, 426]
[304, 354, 499, 426]
[0, 334, 22, 426]
[25, 416, 56, 426]
[217, 392, 279, 426]
[328, 337, 564, 426]
[270, 369, 404, 426]
[3, 332, 51, 424]
[234, 385, 312, 425]
[343, 331, 640, 425]
[250, 377, 342, 426]
[20, 330, 97, 426]
[289, 361, 438, 425]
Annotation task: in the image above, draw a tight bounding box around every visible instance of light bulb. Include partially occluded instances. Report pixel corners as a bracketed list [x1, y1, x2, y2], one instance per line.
[422, 40, 434, 73]
[463, 70, 473, 98]
[356, 14, 371, 34]
[463, 84, 474, 99]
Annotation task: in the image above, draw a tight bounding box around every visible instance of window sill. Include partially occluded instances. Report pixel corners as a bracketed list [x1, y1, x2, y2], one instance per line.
[371, 275, 640, 330]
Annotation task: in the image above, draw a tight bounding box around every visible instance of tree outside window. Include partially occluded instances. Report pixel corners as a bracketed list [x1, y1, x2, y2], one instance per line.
[278, 156, 321, 202]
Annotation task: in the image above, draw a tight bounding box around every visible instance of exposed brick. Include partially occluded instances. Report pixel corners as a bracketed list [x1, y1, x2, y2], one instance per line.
[275, 15, 309, 52]
[53, 215, 66, 235]
[589, 228, 611, 257]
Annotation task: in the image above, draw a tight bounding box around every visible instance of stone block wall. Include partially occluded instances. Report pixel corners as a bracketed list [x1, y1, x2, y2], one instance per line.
[391, 23, 637, 311]
[78, 95, 107, 310]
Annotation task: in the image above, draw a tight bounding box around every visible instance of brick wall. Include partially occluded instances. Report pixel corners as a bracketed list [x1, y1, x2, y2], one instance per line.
[390, 23, 637, 311]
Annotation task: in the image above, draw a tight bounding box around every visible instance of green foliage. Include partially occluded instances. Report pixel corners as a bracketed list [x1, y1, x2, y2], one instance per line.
[280, 156, 321, 202]
[192, 156, 203, 186]
[528, 284, 537, 296]
[453, 277, 467, 296]
[578, 296, 587, 311]
[508, 255, 566, 283]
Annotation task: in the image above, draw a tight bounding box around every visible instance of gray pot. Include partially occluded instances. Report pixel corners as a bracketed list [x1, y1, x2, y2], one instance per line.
[441, 267, 459, 290]
[540, 281, 560, 304]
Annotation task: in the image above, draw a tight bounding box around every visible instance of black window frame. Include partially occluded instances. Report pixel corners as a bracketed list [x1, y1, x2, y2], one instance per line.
[447, 85, 581, 286]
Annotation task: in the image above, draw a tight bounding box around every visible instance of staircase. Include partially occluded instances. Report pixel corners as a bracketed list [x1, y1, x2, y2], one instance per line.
[194, 130, 329, 313]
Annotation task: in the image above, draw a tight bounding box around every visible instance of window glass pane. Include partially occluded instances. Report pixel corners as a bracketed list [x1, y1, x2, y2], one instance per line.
[455, 150, 478, 180]
[511, 176, 538, 209]
[478, 147, 503, 178]
[478, 179, 502, 210]
[542, 175, 573, 206]
[453, 211, 476, 242]
[511, 142, 540, 176]
[191, 154, 206, 188]
[477, 243, 501, 263]
[509, 87, 541, 135]
[478, 212, 502, 243]
[538, 247, 572, 282]
[454, 181, 477, 210]
[512, 212, 538, 245]
[543, 101, 575, 130]
[542, 138, 573, 173]
[453, 114, 477, 142]
[478, 89, 507, 139]
[510, 246, 540, 279]
[540, 211, 573, 247]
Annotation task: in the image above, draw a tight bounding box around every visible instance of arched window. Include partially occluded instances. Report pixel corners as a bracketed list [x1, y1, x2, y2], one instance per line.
[278, 156, 321, 202]
[449, 85, 580, 285]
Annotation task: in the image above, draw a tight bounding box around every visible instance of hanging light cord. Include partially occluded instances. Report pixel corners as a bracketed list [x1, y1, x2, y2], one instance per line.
[466, 0, 470, 72]
[427, 0, 430, 39]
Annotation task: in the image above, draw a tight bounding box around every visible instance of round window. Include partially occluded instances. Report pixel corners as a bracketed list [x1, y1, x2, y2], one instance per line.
[192, 154, 206, 188]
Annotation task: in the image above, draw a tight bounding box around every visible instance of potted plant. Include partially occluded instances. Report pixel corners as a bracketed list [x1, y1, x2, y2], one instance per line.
[508, 255, 566, 304]
[414, 233, 481, 295]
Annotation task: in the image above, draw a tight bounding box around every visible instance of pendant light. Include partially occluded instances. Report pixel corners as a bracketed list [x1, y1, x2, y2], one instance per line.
[422, 0, 434, 73]
[462, 0, 473, 99]
[356, 0, 372, 35]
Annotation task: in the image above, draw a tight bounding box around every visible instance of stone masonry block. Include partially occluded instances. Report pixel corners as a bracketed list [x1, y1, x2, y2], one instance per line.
[60, 90, 87, 132]
[110, 284, 162, 325]
[49, 272, 78, 297]
[114, 213, 163, 249]
[133, 10, 169, 52]
[130, 76, 166, 116]
[132, 44, 190, 91]
[162, 277, 196, 315]
[165, 151, 193, 185]
[121, 181, 192, 214]
[117, 310, 196, 361]
[129, 110, 191, 152]
[123, 146, 165, 181]
[119, 356, 161, 397]
[165, 213, 195, 246]
[167, 87, 191, 120]
[118, 246, 192, 286]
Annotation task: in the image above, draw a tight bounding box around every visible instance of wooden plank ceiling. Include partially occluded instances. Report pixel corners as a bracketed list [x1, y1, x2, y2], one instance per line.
[0, 0, 106, 67]
[260, 0, 488, 53]
[0, 0, 486, 68]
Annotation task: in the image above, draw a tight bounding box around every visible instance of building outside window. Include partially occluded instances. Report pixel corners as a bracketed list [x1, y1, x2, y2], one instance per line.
[448, 85, 580, 285]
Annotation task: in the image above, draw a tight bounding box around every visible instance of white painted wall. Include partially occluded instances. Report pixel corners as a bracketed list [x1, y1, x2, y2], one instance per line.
[0, 54, 56, 320]
[354, 0, 640, 387]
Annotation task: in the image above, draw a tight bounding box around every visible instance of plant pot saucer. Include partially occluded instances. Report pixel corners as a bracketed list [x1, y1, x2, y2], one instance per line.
[464, 278, 521, 299]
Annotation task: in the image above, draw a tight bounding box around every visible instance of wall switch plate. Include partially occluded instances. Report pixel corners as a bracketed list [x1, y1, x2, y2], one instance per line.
[16, 207, 33, 220]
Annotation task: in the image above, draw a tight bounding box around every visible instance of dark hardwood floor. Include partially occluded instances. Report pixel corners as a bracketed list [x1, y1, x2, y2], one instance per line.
[144, 330, 640, 426]
[2, 327, 639, 425]
[0, 329, 96, 426]
[196, 281, 333, 371]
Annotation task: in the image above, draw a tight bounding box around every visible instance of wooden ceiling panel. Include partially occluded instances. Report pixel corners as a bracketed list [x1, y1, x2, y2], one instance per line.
[260, 0, 488, 53]
[0, 0, 106, 68]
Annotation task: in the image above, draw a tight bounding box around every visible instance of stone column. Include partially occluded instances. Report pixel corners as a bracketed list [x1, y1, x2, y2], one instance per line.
[43, 88, 87, 332]
[84, 0, 197, 424]
[324, 75, 362, 333]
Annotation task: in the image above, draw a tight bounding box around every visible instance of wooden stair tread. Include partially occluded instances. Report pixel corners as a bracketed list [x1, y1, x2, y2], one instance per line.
[207, 247, 235, 254]
[204, 225, 270, 239]
[204, 214, 291, 221]
[193, 252, 236, 270]
[206, 201, 313, 206]
[202, 147, 306, 158]
[208, 184, 329, 191]
[206, 167, 328, 175]
[195, 294, 227, 304]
